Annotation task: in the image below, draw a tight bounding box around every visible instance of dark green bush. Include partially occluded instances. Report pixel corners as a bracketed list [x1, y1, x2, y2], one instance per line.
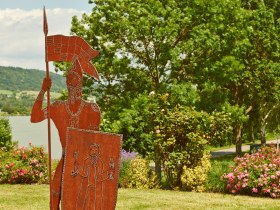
[0, 117, 12, 149]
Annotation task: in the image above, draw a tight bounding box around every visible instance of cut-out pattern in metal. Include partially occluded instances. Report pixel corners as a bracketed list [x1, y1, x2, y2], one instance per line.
[61, 128, 122, 210]
[31, 8, 122, 210]
[68, 144, 116, 210]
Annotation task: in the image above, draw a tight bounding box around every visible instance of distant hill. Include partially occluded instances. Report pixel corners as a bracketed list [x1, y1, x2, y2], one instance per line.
[0, 66, 66, 92]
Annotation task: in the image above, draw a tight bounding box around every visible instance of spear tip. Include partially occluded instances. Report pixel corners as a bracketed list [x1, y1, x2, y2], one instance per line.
[43, 6, 48, 35]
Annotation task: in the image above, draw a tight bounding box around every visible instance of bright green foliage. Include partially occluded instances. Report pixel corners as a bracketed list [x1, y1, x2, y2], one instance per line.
[181, 152, 211, 192]
[0, 118, 12, 149]
[119, 157, 159, 189]
[157, 106, 210, 189]
[187, 0, 280, 153]
[118, 159, 131, 188]
[207, 111, 234, 147]
[0, 66, 65, 92]
[70, 0, 280, 171]
[0, 143, 48, 184]
[206, 159, 234, 193]
[0, 93, 35, 115]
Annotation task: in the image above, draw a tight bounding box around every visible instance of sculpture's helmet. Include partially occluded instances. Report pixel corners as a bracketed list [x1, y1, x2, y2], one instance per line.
[46, 35, 99, 81]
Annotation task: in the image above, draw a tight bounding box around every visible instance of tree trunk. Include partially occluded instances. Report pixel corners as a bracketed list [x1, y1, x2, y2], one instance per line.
[260, 124, 266, 146]
[235, 125, 242, 157]
[154, 144, 162, 182]
[250, 124, 255, 144]
[155, 159, 162, 182]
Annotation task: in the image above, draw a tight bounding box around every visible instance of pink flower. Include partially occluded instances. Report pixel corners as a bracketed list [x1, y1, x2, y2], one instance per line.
[276, 171, 280, 176]
[271, 193, 276, 198]
[39, 172, 43, 177]
[22, 154, 27, 160]
[231, 189, 236, 194]
[28, 141, 32, 146]
[252, 188, 258, 193]
[263, 188, 270, 193]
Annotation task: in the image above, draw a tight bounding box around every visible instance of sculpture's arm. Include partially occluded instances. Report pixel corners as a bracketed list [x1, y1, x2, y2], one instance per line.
[30, 78, 52, 123]
[77, 158, 89, 178]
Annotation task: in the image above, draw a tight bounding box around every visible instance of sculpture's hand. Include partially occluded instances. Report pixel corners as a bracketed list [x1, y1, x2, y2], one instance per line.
[42, 77, 52, 91]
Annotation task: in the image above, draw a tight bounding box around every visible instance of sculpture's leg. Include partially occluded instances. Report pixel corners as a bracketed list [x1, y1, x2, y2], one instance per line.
[51, 158, 63, 210]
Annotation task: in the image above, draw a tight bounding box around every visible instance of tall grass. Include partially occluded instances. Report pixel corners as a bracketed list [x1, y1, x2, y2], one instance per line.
[206, 154, 235, 192]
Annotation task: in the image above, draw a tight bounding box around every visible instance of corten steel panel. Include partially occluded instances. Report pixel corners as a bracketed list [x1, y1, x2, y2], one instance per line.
[61, 128, 122, 210]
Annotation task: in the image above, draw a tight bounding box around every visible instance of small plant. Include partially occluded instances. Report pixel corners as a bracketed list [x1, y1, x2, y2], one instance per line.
[205, 158, 233, 192]
[181, 152, 211, 192]
[0, 142, 48, 184]
[0, 117, 12, 150]
[118, 150, 159, 189]
[222, 146, 280, 198]
[125, 157, 159, 189]
[119, 150, 137, 188]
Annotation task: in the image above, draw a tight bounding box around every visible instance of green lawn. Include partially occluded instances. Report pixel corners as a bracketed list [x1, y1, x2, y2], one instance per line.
[0, 90, 13, 95]
[1, 185, 280, 210]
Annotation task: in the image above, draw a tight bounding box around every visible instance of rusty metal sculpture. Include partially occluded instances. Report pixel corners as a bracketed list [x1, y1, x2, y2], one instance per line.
[30, 8, 122, 210]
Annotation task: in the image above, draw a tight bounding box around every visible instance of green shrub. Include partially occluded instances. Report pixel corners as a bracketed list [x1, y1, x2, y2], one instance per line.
[206, 159, 234, 192]
[0, 117, 12, 149]
[119, 159, 132, 188]
[119, 157, 159, 189]
[0, 142, 48, 184]
[181, 152, 211, 192]
[158, 106, 210, 189]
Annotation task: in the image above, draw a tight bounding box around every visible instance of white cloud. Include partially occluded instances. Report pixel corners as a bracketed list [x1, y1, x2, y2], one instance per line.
[0, 8, 87, 71]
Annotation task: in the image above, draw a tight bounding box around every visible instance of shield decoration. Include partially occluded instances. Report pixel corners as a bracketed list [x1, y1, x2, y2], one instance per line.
[61, 128, 122, 210]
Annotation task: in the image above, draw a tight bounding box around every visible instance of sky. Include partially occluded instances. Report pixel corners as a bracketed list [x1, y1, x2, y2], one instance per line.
[0, 0, 93, 71]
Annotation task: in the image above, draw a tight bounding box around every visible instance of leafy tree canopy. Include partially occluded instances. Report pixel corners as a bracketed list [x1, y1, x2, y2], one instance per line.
[69, 0, 280, 161]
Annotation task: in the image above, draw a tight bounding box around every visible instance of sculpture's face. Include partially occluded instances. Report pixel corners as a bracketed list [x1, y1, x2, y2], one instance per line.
[66, 72, 82, 88]
[89, 144, 99, 157]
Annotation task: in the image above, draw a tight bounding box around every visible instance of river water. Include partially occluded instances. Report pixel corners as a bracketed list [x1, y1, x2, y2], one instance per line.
[8, 116, 62, 159]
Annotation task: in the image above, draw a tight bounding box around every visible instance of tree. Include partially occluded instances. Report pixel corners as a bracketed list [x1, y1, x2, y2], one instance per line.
[184, 0, 280, 155]
[70, 0, 210, 179]
[69, 0, 280, 160]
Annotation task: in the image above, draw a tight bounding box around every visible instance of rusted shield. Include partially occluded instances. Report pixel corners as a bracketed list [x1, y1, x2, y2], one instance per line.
[61, 128, 122, 210]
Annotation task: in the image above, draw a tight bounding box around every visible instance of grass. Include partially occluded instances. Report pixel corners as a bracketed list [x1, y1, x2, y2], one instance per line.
[0, 90, 13, 95]
[0, 89, 61, 98]
[1, 185, 280, 210]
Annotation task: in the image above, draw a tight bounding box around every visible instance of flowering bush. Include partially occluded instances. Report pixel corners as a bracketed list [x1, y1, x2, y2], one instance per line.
[222, 146, 280, 198]
[0, 142, 48, 184]
[119, 150, 137, 188]
[118, 150, 159, 189]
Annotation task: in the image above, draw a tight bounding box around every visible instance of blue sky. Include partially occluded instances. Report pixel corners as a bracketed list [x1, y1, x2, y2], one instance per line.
[0, 0, 92, 12]
[0, 0, 93, 71]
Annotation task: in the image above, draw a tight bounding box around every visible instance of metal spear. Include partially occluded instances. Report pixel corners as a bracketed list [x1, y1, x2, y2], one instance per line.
[43, 6, 52, 209]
